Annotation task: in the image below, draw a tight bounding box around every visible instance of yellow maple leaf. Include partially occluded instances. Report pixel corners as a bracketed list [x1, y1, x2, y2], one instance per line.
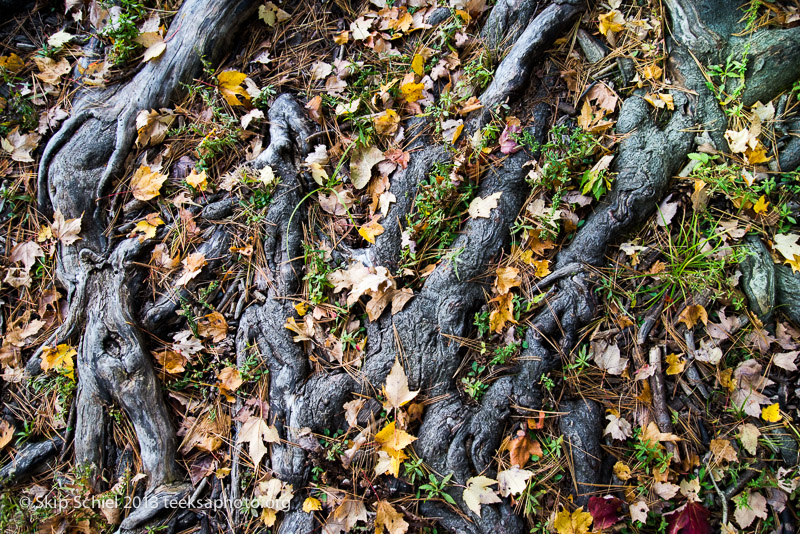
[130, 216, 164, 240]
[489, 292, 515, 333]
[186, 169, 208, 191]
[598, 10, 625, 38]
[358, 218, 385, 244]
[130, 165, 168, 201]
[303, 497, 322, 512]
[752, 195, 769, 214]
[553, 507, 593, 534]
[400, 80, 424, 103]
[533, 259, 551, 278]
[217, 71, 251, 107]
[665, 353, 686, 375]
[374, 109, 400, 136]
[411, 54, 425, 76]
[40, 344, 76, 380]
[375, 421, 416, 452]
[761, 403, 781, 422]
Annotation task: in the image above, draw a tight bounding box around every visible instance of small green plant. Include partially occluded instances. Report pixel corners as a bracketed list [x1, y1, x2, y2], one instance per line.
[418, 473, 457, 505]
[303, 245, 333, 305]
[99, 0, 148, 65]
[461, 361, 488, 400]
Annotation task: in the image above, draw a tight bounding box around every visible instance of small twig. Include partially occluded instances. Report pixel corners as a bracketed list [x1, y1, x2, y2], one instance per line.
[709, 464, 728, 526]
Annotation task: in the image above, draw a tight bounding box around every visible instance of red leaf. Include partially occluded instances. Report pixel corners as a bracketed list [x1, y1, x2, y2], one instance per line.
[588, 495, 623, 529]
[499, 123, 522, 154]
[667, 502, 711, 534]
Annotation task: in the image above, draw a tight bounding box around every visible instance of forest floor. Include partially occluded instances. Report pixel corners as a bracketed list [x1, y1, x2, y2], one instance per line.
[1, 1, 799, 533]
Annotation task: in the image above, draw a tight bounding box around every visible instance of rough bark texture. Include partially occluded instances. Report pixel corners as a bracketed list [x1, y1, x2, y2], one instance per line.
[15, 0, 800, 532]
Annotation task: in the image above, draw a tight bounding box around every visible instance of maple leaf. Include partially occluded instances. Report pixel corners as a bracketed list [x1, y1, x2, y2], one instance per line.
[9, 241, 44, 272]
[51, 209, 82, 246]
[665, 353, 686, 375]
[553, 507, 593, 534]
[598, 10, 625, 37]
[198, 311, 228, 343]
[588, 495, 623, 529]
[217, 366, 243, 401]
[0, 419, 14, 450]
[130, 165, 168, 201]
[374, 109, 400, 136]
[350, 145, 384, 189]
[761, 403, 781, 422]
[666, 501, 711, 534]
[382, 358, 419, 410]
[326, 498, 368, 534]
[154, 349, 187, 374]
[2, 127, 41, 162]
[358, 217, 385, 244]
[678, 304, 708, 329]
[499, 118, 522, 154]
[259, 1, 290, 27]
[375, 421, 416, 452]
[604, 413, 632, 440]
[468, 192, 502, 218]
[591, 341, 628, 375]
[129, 214, 164, 241]
[186, 169, 208, 191]
[734, 491, 768, 528]
[507, 429, 542, 467]
[238, 416, 279, 465]
[175, 252, 207, 286]
[135, 109, 176, 147]
[497, 466, 533, 497]
[375, 501, 409, 534]
[303, 497, 322, 512]
[631, 500, 649, 523]
[399, 78, 424, 103]
[773, 233, 800, 273]
[489, 292, 515, 332]
[462, 476, 501, 517]
[494, 266, 519, 295]
[40, 344, 76, 379]
[737, 423, 761, 455]
[709, 439, 738, 463]
[256, 478, 294, 526]
[217, 71, 251, 107]
[33, 56, 70, 85]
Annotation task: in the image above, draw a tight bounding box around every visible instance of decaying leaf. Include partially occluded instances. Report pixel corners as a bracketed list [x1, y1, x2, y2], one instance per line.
[238, 416, 279, 465]
[462, 476, 500, 517]
[468, 192, 502, 218]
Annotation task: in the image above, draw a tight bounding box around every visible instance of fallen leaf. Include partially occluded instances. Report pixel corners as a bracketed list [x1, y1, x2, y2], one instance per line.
[303, 497, 322, 512]
[175, 252, 207, 286]
[358, 217, 385, 244]
[666, 501, 711, 534]
[375, 501, 409, 534]
[258, 2, 290, 27]
[761, 403, 781, 422]
[773, 234, 800, 273]
[604, 413, 632, 440]
[350, 145, 385, 189]
[665, 353, 686, 375]
[588, 496, 623, 529]
[40, 344, 76, 379]
[374, 109, 400, 136]
[198, 311, 228, 343]
[0, 420, 14, 450]
[131, 165, 168, 201]
[382, 358, 419, 410]
[738, 423, 761, 455]
[217, 71, 251, 107]
[592, 341, 628, 375]
[9, 241, 44, 272]
[631, 500, 649, 523]
[678, 305, 708, 329]
[709, 439, 738, 463]
[468, 192, 502, 218]
[52, 209, 82, 246]
[497, 467, 533, 497]
[508, 430, 542, 467]
[462, 476, 500, 517]
[238, 416, 279, 465]
[734, 491, 767, 529]
[553, 507, 593, 534]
